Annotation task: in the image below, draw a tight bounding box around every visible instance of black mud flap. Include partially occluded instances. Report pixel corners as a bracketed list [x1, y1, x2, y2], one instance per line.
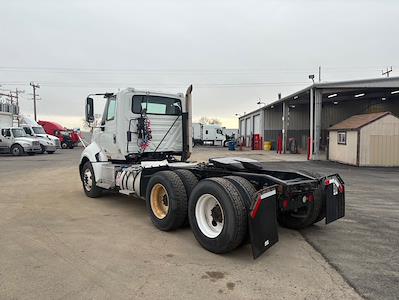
[325, 175, 345, 224]
[248, 187, 279, 259]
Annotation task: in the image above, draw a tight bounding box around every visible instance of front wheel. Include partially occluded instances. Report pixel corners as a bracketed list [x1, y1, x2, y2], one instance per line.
[188, 178, 247, 254]
[40, 145, 46, 154]
[10, 144, 24, 156]
[61, 142, 68, 149]
[80, 161, 102, 198]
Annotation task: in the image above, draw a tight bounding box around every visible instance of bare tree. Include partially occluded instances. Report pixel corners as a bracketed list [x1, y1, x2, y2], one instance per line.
[198, 116, 221, 125]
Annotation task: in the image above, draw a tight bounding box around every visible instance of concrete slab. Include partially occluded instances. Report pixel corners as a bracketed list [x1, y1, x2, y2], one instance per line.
[0, 149, 358, 299]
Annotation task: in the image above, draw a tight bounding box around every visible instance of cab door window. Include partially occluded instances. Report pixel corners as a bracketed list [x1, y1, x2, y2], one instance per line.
[105, 97, 117, 121]
[23, 127, 33, 135]
[2, 129, 11, 137]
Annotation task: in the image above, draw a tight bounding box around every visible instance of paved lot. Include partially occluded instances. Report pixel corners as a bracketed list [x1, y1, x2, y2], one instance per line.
[0, 146, 396, 299]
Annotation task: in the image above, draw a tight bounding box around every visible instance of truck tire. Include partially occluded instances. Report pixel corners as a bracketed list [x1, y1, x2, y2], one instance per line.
[224, 176, 256, 210]
[277, 191, 323, 229]
[47, 151, 55, 154]
[146, 171, 188, 231]
[61, 142, 68, 149]
[173, 169, 198, 200]
[11, 144, 24, 156]
[299, 170, 326, 224]
[188, 177, 247, 254]
[40, 145, 46, 154]
[173, 169, 199, 226]
[80, 161, 102, 198]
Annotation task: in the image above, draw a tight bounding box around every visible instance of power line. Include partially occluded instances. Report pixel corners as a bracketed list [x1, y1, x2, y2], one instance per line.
[0, 81, 309, 89]
[0, 65, 396, 74]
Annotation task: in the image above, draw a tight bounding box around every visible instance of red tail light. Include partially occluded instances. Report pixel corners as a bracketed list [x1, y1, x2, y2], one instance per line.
[282, 199, 289, 209]
[307, 194, 314, 202]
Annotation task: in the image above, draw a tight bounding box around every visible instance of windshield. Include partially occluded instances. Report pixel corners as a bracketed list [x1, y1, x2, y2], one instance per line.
[33, 127, 46, 134]
[12, 128, 28, 137]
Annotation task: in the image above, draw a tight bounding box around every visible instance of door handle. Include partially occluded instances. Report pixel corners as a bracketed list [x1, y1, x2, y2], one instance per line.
[113, 134, 116, 143]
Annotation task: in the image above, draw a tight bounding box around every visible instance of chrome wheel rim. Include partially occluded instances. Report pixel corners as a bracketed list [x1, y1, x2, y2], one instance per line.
[195, 194, 224, 238]
[83, 168, 93, 191]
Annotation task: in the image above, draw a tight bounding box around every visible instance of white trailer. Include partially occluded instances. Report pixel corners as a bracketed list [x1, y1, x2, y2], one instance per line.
[192, 123, 226, 146]
[78, 86, 345, 258]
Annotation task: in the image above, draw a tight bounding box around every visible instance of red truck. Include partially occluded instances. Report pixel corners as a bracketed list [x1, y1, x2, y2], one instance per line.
[38, 120, 81, 149]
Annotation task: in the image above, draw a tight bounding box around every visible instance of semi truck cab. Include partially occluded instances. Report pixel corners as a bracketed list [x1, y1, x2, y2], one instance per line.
[22, 125, 57, 154]
[0, 127, 41, 155]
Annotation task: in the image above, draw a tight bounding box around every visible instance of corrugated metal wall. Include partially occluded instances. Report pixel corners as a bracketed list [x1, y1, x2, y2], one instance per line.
[262, 92, 399, 152]
[360, 114, 399, 166]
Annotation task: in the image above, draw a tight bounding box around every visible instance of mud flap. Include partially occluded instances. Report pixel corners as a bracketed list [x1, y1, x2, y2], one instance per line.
[325, 176, 345, 224]
[248, 187, 279, 259]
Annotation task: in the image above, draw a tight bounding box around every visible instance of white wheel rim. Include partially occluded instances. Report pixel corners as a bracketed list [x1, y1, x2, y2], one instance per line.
[195, 194, 224, 238]
[83, 168, 93, 191]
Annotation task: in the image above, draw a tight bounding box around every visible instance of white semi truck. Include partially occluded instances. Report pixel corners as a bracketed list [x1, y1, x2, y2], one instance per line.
[192, 123, 226, 146]
[20, 116, 59, 153]
[0, 110, 42, 156]
[79, 86, 345, 258]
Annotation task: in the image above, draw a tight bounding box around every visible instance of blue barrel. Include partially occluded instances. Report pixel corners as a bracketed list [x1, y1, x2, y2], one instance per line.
[228, 140, 236, 151]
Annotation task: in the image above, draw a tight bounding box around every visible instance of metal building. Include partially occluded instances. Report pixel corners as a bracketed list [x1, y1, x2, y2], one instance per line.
[239, 77, 399, 159]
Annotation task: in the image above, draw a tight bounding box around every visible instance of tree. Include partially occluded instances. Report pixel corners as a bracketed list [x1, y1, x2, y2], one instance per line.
[198, 117, 221, 125]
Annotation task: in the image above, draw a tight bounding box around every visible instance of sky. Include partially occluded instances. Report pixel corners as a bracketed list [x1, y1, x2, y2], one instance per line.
[0, 0, 398, 129]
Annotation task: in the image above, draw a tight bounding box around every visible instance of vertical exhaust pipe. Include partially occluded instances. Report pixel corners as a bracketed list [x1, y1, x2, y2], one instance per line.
[184, 85, 193, 159]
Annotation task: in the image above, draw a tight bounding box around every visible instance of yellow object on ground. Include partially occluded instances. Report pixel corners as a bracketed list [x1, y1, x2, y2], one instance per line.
[264, 141, 272, 151]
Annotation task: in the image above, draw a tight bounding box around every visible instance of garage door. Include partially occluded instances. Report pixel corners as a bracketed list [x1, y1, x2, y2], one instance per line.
[253, 114, 260, 134]
[369, 135, 399, 166]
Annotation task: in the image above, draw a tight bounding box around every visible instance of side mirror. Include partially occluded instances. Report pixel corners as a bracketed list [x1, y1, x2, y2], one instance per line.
[86, 97, 94, 123]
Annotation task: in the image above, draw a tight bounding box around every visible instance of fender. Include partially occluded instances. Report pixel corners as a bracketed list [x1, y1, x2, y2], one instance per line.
[80, 141, 108, 164]
[79, 142, 109, 184]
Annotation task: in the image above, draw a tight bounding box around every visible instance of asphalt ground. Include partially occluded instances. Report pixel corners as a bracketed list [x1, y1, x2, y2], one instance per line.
[1, 146, 397, 299]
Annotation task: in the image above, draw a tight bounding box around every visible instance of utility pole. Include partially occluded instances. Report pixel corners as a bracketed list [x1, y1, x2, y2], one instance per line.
[12, 89, 24, 126]
[382, 66, 393, 78]
[30, 82, 40, 121]
[318, 66, 322, 82]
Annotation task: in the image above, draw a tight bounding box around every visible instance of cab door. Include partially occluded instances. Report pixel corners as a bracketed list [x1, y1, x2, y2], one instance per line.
[100, 96, 123, 159]
[0, 129, 12, 152]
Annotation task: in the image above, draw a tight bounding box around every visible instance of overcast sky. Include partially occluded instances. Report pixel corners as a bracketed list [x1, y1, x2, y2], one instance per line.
[0, 0, 398, 128]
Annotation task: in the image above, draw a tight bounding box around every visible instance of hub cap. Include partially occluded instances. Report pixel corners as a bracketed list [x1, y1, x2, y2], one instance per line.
[83, 168, 93, 191]
[195, 194, 224, 238]
[12, 147, 20, 155]
[150, 183, 169, 219]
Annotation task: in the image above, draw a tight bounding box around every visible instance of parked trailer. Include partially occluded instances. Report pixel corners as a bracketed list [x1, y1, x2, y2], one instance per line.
[79, 86, 345, 258]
